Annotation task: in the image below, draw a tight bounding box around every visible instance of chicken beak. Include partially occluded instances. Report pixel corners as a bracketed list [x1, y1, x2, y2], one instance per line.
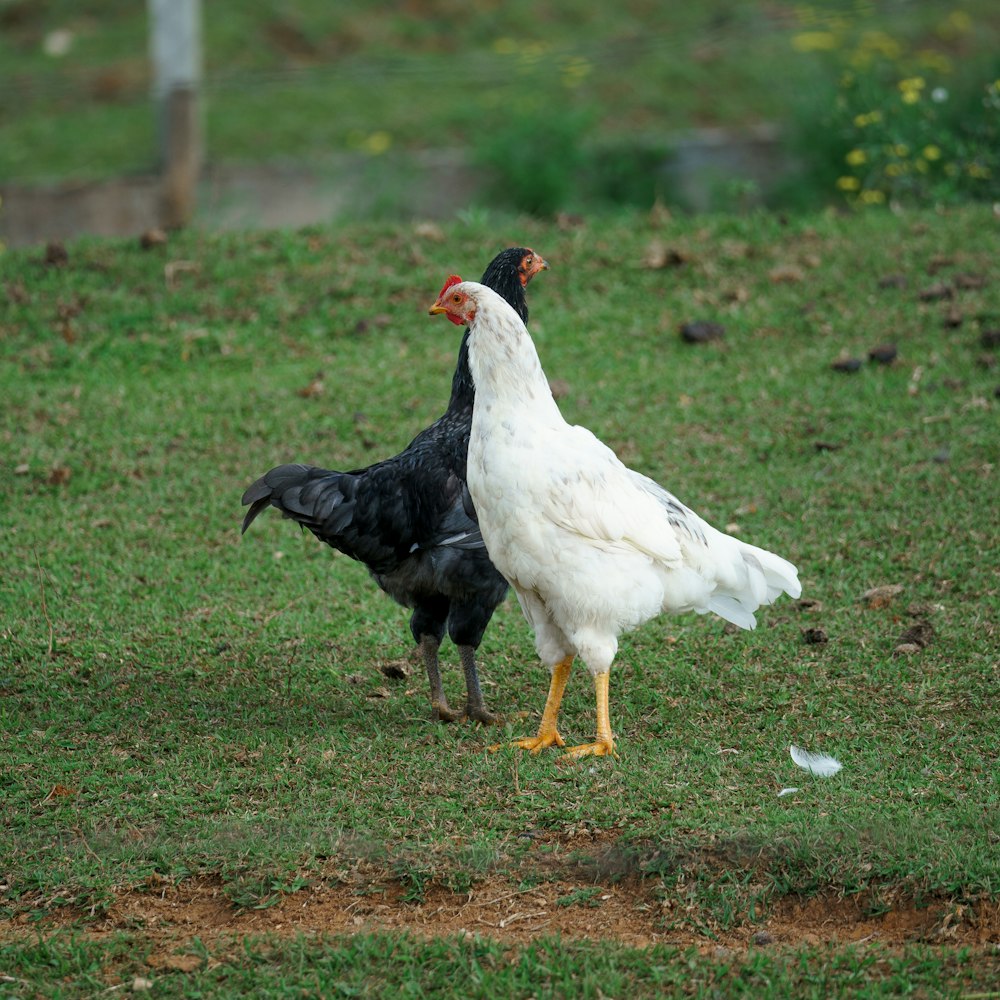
[429, 302, 447, 316]
[532, 256, 550, 276]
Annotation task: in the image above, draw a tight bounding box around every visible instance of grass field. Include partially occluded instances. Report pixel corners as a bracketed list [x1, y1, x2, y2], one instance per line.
[3, 0, 1000, 185]
[2, 206, 999, 995]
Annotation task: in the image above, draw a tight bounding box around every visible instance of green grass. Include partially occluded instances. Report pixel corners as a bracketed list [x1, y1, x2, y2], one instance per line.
[2, 931, 998, 998]
[3, 0, 1000, 183]
[2, 207, 999, 992]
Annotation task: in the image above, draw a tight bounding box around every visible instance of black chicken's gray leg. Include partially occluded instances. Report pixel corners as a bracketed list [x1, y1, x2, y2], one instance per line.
[419, 634, 461, 722]
[458, 644, 497, 725]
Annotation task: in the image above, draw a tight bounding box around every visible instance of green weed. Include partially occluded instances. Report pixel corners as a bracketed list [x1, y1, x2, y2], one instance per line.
[555, 886, 603, 909]
[782, 5, 1000, 206]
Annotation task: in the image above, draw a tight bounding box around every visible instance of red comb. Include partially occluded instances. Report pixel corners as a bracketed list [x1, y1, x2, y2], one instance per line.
[437, 274, 462, 298]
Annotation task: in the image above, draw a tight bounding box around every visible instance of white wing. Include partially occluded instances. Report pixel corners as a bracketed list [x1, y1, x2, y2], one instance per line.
[534, 423, 689, 565]
[520, 422, 799, 629]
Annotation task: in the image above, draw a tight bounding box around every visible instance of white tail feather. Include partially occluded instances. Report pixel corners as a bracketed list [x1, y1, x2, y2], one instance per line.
[707, 594, 758, 630]
[703, 543, 801, 631]
[742, 543, 802, 601]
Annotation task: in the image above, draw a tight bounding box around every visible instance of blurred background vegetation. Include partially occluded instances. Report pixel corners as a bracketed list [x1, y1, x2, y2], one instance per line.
[1, 0, 999, 216]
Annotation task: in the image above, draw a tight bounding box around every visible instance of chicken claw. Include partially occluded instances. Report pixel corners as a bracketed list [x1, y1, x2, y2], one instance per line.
[557, 674, 617, 760]
[488, 655, 573, 753]
[467, 704, 499, 726]
[423, 636, 463, 724]
[489, 729, 566, 753]
[561, 738, 618, 760]
[515, 730, 567, 752]
[433, 700, 496, 725]
[430, 700, 463, 723]
[459, 645, 498, 725]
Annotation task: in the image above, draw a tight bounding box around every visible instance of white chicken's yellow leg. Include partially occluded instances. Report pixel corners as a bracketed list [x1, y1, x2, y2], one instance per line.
[489, 655, 572, 753]
[563, 672, 618, 759]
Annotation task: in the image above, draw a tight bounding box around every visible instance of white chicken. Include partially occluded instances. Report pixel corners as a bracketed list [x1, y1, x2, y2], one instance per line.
[429, 277, 801, 758]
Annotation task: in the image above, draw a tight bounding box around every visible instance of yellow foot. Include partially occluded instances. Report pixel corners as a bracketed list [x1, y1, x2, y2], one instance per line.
[561, 738, 618, 760]
[488, 730, 566, 754]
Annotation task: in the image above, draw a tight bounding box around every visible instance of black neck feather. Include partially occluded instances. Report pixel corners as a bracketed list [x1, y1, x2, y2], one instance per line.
[447, 248, 531, 411]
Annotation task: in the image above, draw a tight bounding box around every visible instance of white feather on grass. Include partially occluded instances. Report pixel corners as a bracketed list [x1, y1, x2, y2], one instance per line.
[790, 744, 843, 777]
[777, 787, 800, 797]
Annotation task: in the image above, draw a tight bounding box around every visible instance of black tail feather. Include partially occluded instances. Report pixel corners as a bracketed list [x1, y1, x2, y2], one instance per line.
[241, 463, 356, 537]
[241, 495, 271, 534]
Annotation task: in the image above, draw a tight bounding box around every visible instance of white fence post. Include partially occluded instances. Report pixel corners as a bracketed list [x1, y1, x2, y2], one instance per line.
[148, 0, 202, 228]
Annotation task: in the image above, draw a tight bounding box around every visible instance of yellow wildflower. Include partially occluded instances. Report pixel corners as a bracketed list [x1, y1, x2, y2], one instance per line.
[853, 110, 883, 127]
[892, 143, 910, 158]
[518, 41, 548, 67]
[922, 145, 942, 161]
[846, 149, 867, 166]
[917, 50, 952, 74]
[967, 163, 992, 179]
[363, 131, 392, 156]
[945, 10, 972, 33]
[560, 56, 592, 89]
[859, 189, 886, 204]
[915, 158, 929, 174]
[936, 11, 972, 43]
[792, 31, 838, 52]
[836, 176, 861, 191]
[859, 30, 901, 59]
[884, 163, 905, 178]
[898, 77, 925, 105]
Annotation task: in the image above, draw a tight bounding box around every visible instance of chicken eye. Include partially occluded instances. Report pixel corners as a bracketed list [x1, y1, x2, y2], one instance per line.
[523, 255, 533, 269]
[452, 293, 462, 304]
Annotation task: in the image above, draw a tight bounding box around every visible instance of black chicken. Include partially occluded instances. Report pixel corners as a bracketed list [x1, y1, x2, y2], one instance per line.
[242, 248, 547, 723]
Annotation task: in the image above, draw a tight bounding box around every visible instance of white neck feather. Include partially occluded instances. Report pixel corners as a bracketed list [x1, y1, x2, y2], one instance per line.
[463, 284, 560, 418]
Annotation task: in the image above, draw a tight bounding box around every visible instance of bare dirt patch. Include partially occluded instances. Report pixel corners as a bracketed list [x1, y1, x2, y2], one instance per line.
[4, 870, 998, 965]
